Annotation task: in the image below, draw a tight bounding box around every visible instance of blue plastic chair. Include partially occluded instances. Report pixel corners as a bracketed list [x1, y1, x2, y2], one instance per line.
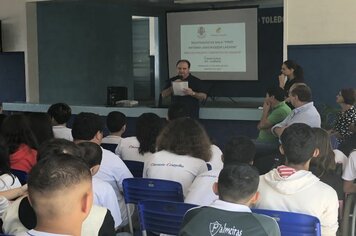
[252, 208, 321, 236]
[122, 178, 184, 234]
[138, 200, 197, 236]
[100, 143, 118, 153]
[11, 169, 28, 185]
[123, 160, 144, 178]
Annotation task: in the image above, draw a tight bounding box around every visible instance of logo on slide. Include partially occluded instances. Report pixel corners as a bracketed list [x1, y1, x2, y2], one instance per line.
[197, 26, 206, 38]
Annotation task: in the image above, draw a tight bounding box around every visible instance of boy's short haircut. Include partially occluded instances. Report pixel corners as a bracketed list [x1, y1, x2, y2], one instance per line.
[47, 103, 72, 125]
[280, 123, 316, 165]
[223, 136, 256, 165]
[77, 142, 102, 168]
[28, 153, 91, 207]
[168, 103, 189, 121]
[266, 87, 286, 102]
[37, 138, 82, 161]
[218, 164, 259, 202]
[106, 111, 126, 133]
[72, 112, 104, 141]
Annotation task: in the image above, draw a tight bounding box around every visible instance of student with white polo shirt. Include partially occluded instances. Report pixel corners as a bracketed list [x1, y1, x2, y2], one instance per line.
[185, 136, 256, 206]
[144, 117, 211, 196]
[47, 103, 73, 141]
[72, 112, 133, 227]
[102, 111, 126, 145]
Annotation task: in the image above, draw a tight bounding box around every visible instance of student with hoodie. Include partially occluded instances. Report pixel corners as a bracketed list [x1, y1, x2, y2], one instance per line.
[256, 123, 339, 236]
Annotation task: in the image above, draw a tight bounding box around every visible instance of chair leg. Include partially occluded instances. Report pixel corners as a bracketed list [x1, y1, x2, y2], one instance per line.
[127, 204, 133, 234]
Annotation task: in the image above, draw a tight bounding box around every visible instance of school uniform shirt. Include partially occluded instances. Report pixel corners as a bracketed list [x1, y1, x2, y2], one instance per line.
[16, 230, 70, 236]
[184, 169, 219, 206]
[207, 145, 223, 171]
[115, 136, 140, 161]
[94, 147, 133, 227]
[257, 168, 339, 236]
[2, 196, 115, 236]
[342, 151, 356, 181]
[52, 125, 73, 141]
[143, 150, 208, 196]
[92, 177, 122, 228]
[10, 144, 37, 173]
[179, 200, 280, 236]
[102, 135, 122, 145]
[333, 149, 348, 171]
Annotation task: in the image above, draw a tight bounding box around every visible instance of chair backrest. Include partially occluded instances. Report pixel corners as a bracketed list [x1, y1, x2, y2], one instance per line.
[138, 200, 197, 235]
[100, 143, 117, 153]
[11, 169, 28, 185]
[122, 178, 184, 204]
[252, 208, 321, 236]
[123, 160, 144, 178]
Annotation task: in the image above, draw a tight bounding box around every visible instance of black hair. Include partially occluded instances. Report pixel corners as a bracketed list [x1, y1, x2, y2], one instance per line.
[26, 112, 54, 146]
[136, 113, 163, 154]
[223, 136, 256, 165]
[0, 135, 16, 185]
[290, 84, 312, 102]
[176, 59, 191, 68]
[37, 138, 82, 161]
[1, 114, 38, 154]
[28, 154, 91, 204]
[283, 60, 304, 81]
[77, 142, 102, 168]
[280, 123, 316, 165]
[340, 88, 356, 105]
[47, 103, 72, 125]
[72, 112, 104, 141]
[266, 87, 286, 102]
[218, 164, 259, 202]
[167, 103, 189, 121]
[106, 111, 126, 133]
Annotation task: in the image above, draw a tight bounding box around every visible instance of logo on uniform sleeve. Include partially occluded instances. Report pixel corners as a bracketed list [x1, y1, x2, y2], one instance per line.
[209, 221, 222, 236]
[209, 221, 242, 236]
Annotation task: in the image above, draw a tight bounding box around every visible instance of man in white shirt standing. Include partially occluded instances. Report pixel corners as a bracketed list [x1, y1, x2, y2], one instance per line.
[272, 84, 321, 137]
[71, 112, 133, 227]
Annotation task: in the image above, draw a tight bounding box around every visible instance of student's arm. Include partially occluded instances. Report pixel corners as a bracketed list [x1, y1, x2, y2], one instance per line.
[272, 127, 286, 138]
[0, 185, 27, 200]
[319, 191, 339, 236]
[257, 101, 272, 130]
[342, 152, 356, 193]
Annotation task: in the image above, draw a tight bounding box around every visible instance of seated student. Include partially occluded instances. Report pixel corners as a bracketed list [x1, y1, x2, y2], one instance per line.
[167, 103, 223, 171]
[72, 112, 133, 227]
[1, 114, 38, 173]
[144, 117, 211, 196]
[102, 111, 126, 145]
[17, 154, 93, 236]
[309, 128, 345, 200]
[47, 103, 73, 141]
[179, 164, 280, 236]
[115, 113, 163, 165]
[77, 142, 122, 229]
[342, 150, 356, 193]
[256, 123, 339, 236]
[185, 136, 256, 206]
[2, 140, 116, 236]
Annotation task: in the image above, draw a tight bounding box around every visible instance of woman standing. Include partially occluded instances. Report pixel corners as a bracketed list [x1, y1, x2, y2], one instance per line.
[278, 60, 304, 95]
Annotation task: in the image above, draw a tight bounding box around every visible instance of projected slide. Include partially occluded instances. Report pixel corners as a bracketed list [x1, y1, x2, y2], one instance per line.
[167, 8, 257, 81]
[181, 23, 246, 72]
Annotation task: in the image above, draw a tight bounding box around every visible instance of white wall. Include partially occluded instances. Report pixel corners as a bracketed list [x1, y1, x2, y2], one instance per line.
[285, 0, 356, 45]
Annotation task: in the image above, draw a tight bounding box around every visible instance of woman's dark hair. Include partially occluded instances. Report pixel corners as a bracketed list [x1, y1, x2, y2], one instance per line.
[156, 117, 211, 162]
[340, 88, 356, 105]
[26, 112, 54, 146]
[1, 114, 38, 154]
[0, 135, 15, 185]
[136, 113, 163, 155]
[311, 128, 336, 176]
[283, 60, 304, 81]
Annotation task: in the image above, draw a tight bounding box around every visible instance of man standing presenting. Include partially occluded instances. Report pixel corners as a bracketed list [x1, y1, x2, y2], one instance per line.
[161, 59, 207, 118]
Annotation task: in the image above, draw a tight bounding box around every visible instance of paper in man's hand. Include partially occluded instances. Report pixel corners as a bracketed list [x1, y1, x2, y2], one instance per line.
[172, 81, 189, 96]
